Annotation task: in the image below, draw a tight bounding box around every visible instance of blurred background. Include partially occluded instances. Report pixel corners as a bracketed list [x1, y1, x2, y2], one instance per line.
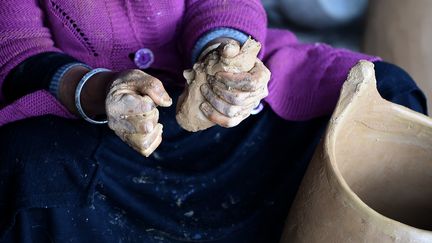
[262, 0, 432, 115]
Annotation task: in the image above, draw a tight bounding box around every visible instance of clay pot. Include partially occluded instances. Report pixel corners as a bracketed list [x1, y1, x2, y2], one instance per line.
[280, 61, 432, 242]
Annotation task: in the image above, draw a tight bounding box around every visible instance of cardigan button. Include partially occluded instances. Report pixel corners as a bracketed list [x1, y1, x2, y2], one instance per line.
[250, 102, 264, 115]
[134, 48, 154, 69]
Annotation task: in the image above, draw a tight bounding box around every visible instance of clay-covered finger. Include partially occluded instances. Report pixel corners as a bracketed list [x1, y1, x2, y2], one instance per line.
[251, 60, 271, 85]
[109, 70, 172, 107]
[211, 80, 268, 106]
[125, 123, 162, 150]
[123, 108, 159, 134]
[201, 84, 248, 118]
[107, 94, 157, 133]
[134, 73, 172, 107]
[215, 72, 254, 91]
[143, 132, 162, 157]
[123, 123, 163, 157]
[108, 93, 155, 117]
[220, 40, 261, 71]
[220, 40, 241, 58]
[200, 102, 249, 128]
[215, 60, 270, 92]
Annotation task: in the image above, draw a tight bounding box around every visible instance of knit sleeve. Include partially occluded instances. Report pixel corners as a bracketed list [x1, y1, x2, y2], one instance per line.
[2, 52, 81, 102]
[182, 0, 268, 63]
[190, 27, 249, 64]
[0, 0, 61, 100]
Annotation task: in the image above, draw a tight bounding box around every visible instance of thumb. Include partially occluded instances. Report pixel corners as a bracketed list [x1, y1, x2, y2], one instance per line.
[220, 39, 261, 72]
[220, 40, 241, 58]
[137, 75, 172, 107]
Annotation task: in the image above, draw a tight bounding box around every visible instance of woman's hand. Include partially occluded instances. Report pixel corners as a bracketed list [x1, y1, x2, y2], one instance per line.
[106, 70, 172, 157]
[199, 40, 270, 127]
[58, 68, 171, 157]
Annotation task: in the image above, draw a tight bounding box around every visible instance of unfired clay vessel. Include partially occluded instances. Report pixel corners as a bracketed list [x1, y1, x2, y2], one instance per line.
[280, 61, 432, 242]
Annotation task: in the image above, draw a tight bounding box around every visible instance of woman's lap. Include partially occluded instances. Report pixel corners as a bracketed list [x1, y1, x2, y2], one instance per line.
[0, 61, 427, 242]
[0, 106, 330, 242]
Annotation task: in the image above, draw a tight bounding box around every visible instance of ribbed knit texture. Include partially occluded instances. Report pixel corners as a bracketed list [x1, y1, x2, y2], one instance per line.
[262, 29, 380, 120]
[0, 90, 74, 126]
[0, 1, 379, 126]
[191, 27, 249, 64]
[183, 0, 267, 60]
[49, 62, 92, 98]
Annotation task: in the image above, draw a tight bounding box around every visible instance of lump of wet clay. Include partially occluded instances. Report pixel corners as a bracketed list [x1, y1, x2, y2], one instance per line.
[176, 38, 261, 132]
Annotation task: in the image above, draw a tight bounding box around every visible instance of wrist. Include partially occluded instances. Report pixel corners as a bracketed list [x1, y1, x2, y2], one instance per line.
[58, 66, 89, 116]
[58, 67, 115, 118]
[80, 71, 116, 117]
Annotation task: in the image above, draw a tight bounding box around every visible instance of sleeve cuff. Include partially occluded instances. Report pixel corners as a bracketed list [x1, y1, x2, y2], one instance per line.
[191, 27, 249, 64]
[49, 62, 91, 98]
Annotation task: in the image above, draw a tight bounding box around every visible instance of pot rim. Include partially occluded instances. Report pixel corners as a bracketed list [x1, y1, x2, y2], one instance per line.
[324, 60, 432, 235]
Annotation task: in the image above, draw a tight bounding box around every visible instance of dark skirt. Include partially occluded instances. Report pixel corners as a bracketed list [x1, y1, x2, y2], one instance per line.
[0, 62, 427, 243]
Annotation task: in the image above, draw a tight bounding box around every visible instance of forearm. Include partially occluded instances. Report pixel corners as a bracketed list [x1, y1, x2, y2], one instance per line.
[0, 1, 62, 99]
[3, 51, 115, 119]
[57, 67, 115, 118]
[2, 52, 78, 102]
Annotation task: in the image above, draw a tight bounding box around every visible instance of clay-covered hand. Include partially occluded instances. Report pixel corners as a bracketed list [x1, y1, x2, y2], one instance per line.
[200, 41, 271, 127]
[106, 70, 172, 157]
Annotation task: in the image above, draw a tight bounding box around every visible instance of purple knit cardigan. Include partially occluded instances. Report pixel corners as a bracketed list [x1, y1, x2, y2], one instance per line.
[0, 0, 378, 126]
